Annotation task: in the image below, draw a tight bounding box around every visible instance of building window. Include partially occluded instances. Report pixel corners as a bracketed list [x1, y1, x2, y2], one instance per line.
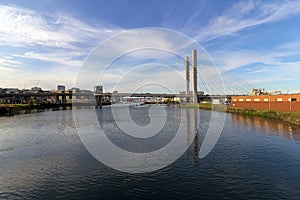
[239, 99, 244, 101]
[246, 99, 251, 101]
[254, 98, 260, 102]
[277, 98, 282, 102]
[264, 98, 268, 102]
[233, 99, 237, 102]
[291, 98, 297, 102]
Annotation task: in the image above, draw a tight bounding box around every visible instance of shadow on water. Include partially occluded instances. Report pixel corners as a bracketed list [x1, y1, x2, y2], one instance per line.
[0, 106, 72, 117]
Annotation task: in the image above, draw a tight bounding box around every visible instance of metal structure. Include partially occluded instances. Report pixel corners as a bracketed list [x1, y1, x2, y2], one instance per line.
[1, 49, 208, 107]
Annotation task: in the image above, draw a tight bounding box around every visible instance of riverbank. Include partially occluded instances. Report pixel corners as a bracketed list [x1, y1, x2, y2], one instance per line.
[0, 103, 72, 116]
[228, 107, 300, 126]
[180, 103, 300, 126]
[2, 103, 300, 126]
[0, 102, 114, 116]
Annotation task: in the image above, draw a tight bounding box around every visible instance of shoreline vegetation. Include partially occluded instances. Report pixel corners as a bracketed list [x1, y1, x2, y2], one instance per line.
[180, 103, 300, 126]
[0, 103, 73, 116]
[0, 102, 114, 116]
[1, 102, 300, 127]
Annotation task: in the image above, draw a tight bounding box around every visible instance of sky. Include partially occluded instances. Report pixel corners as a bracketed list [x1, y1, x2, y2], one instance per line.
[1, 0, 300, 94]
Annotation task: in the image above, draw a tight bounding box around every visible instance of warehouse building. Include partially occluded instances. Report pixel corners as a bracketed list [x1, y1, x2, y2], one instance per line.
[231, 94, 300, 112]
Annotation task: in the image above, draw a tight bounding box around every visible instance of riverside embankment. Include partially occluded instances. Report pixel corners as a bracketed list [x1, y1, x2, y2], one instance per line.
[0, 103, 72, 116]
[180, 103, 300, 126]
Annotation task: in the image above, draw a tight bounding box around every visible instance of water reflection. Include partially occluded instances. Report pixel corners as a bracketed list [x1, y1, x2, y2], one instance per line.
[231, 114, 300, 141]
[182, 108, 200, 166]
[1, 108, 300, 199]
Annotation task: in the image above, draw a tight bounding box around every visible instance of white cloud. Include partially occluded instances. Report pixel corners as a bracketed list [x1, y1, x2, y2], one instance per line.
[16, 51, 84, 68]
[195, 0, 300, 41]
[0, 64, 79, 90]
[0, 66, 20, 73]
[0, 5, 121, 49]
[206, 37, 300, 93]
[92, 28, 184, 60]
[211, 49, 263, 71]
[1, 2, 300, 93]
[0, 4, 124, 89]
[0, 57, 22, 67]
[102, 65, 186, 93]
[277, 40, 300, 51]
[211, 42, 300, 71]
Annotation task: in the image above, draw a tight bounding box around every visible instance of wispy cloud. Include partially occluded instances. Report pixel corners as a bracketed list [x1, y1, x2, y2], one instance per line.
[194, 0, 300, 41]
[0, 5, 121, 49]
[211, 38, 300, 71]
[102, 64, 186, 93]
[1, 1, 300, 93]
[15, 51, 84, 68]
[0, 4, 123, 89]
[0, 56, 22, 68]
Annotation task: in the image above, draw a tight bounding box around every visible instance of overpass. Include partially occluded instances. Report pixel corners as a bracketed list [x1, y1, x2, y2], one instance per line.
[0, 92, 230, 106]
[0, 49, 232, 107]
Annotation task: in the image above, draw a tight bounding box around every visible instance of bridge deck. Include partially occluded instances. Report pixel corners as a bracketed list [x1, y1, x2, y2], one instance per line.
[0, 92, 230, 98]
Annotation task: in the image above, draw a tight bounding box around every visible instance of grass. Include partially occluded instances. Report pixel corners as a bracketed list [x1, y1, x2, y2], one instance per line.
[229, 107, 300, 126]
[179, 103, 227, 112]
[180, 103, 300, 126]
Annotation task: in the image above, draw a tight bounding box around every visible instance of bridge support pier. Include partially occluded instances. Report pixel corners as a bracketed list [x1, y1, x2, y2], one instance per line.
[55, 95, 60, 104]
[62, 95, 66, 104]
[95, 95, 102, 109]
[24, 96, 30, 104]
[61, 91, 66, 104]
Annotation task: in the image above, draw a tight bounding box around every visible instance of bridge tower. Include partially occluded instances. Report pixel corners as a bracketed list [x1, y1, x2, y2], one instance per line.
[192, 50, 198, 104]
[185, 56, 190, 103]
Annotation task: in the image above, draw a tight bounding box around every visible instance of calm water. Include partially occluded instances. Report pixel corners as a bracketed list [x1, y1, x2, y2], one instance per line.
[0, 106, 300, 199]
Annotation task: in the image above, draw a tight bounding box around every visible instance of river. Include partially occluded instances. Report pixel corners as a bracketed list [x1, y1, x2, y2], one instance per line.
[0, 106, 300, 199]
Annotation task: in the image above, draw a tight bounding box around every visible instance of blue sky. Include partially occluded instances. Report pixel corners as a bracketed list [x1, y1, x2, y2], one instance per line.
[1, 0, 300, 94]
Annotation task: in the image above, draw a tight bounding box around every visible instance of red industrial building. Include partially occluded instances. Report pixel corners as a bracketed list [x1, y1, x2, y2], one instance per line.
[231, 94, 300, 112]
